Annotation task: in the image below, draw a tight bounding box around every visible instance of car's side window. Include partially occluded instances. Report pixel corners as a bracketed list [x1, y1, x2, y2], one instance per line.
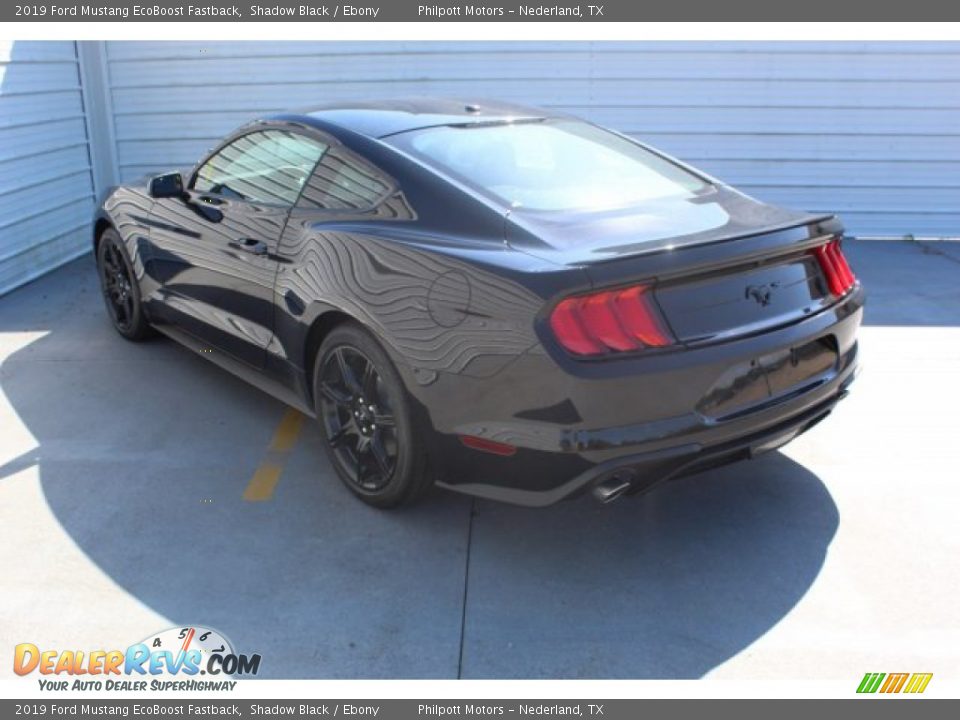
[296, 146, 392, 211]
[193, 130, 328, 207]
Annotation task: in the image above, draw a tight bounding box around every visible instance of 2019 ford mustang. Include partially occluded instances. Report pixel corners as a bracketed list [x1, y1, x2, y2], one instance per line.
[93, 98, 863, 508]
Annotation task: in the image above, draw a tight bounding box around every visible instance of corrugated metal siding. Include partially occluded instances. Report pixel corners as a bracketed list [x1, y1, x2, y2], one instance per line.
[104, 41, 960, 238]
[0, 41, 97, 295]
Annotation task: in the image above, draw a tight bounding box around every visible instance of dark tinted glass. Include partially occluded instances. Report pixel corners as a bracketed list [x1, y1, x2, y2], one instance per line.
[297, 147, 392, 211]
[388, 120, 709, 212]
[194, 130, 327, 206]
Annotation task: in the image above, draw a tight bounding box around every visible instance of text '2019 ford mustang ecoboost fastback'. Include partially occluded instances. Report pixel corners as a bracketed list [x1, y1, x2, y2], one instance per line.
[94, 98, 863, 508]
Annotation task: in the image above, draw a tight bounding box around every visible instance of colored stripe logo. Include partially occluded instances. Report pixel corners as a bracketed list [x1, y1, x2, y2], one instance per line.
[857, 672, 932, 694]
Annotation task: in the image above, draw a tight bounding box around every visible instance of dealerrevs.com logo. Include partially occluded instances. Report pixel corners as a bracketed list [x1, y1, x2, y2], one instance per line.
[14, 626, 261, 691]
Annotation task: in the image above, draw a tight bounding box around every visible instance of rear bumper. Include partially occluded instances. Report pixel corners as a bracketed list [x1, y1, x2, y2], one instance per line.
[421, 285, 863, 506]
[437, 371, 853, 506]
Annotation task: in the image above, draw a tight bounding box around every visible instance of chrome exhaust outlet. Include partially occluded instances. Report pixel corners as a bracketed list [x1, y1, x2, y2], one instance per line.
[593, 477, 632, 504]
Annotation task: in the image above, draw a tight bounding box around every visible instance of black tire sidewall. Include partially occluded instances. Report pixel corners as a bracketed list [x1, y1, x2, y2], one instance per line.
[96, 229, 150, 340]
[313, 323, 427, 508]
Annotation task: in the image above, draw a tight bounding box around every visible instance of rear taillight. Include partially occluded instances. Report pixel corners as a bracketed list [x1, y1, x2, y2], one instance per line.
[549, 285, 675, 357]
[811, 238, 857, 296]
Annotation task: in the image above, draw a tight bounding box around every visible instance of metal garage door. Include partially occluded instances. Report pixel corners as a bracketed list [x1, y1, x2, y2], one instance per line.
[0, 41, 98, 295]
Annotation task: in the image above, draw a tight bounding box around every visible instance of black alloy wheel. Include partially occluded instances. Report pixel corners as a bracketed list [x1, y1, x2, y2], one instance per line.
[318, 345, 399, 491]
[96, 229, 151, 340]
[313, 323, 434, 507]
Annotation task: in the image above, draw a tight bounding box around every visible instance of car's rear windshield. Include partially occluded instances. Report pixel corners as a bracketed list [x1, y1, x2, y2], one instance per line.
[385, 119, 710, 212]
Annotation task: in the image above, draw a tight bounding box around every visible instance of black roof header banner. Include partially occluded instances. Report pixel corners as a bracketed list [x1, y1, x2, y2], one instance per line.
[5, 0, 959, 22]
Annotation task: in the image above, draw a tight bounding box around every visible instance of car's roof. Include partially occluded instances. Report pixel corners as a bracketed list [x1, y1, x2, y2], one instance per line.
[269, 97, 557, 139]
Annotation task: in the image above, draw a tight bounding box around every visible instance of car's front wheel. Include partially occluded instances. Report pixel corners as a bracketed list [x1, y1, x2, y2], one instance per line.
[96, 228, 153, 341]
[313, 322, 434, 508]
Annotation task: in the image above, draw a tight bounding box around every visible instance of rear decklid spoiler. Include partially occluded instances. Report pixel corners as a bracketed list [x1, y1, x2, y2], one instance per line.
[504, 185, 835, 268]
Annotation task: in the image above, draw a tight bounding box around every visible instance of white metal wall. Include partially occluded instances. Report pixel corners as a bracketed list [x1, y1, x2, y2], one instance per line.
[0, 41, 97, 295]
[104, 41, 960, 240]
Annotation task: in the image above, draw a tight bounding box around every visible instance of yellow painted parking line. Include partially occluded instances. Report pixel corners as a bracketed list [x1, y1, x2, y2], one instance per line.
[243, 409, 306, 502]
[270, 408, 305, 452]
[242, 464, 283, 502]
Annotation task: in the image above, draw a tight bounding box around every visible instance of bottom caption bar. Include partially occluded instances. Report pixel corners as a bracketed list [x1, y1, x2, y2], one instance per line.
[2, 700, 954, 719]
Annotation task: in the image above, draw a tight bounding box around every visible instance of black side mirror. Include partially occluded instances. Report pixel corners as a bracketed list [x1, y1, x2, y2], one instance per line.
[149, 172, 184, 199]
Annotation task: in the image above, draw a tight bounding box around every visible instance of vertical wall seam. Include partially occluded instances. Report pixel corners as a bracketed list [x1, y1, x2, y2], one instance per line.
[76, 40, 120, 198]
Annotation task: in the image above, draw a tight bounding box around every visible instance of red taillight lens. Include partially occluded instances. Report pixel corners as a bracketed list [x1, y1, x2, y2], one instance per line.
[549, 285, 674, 357]
[549, 296, 607, 355]
[613, 286, 673, 348]
[811, 237, 857, 297]
[579, 292, 638, 351]
[830, 242, 856, 289]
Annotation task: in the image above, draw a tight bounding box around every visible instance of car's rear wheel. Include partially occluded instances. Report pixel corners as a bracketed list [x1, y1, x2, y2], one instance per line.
[96, 228, 152, 341]
[313, 323, 434, 508]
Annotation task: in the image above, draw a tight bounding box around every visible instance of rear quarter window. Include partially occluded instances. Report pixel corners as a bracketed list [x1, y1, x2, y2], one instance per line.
[297, 147, 393, 211]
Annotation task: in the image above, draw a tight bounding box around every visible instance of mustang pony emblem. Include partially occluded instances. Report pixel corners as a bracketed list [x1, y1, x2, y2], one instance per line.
[745, 282, 780, 307]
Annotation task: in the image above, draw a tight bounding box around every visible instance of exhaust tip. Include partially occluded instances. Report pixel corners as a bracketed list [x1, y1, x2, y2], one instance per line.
[593, 475, 632, 504]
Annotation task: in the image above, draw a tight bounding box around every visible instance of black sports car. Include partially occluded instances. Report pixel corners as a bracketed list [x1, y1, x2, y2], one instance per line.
[93, 98, 863, 508]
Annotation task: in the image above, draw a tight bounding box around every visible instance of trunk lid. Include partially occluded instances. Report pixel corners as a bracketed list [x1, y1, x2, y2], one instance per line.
[651, 250, 830, 344]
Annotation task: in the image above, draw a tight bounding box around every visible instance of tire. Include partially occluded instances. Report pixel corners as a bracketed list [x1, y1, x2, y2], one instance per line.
[96, 228, 153, 341]
[313, 322, 434, 508]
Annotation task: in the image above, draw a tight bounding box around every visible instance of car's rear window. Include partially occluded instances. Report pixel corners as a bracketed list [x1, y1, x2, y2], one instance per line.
[386, 119, 709, 212]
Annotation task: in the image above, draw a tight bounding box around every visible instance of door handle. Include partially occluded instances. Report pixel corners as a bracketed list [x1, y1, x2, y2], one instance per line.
[233, 238, 268, 256]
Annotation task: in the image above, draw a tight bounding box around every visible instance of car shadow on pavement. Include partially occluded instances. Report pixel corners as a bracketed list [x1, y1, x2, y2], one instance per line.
[462, 452, 837, 678]
[0, 258, 838, 679]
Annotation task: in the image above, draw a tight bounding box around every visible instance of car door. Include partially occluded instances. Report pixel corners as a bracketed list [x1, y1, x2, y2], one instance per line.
[145, 128, 328, 368]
